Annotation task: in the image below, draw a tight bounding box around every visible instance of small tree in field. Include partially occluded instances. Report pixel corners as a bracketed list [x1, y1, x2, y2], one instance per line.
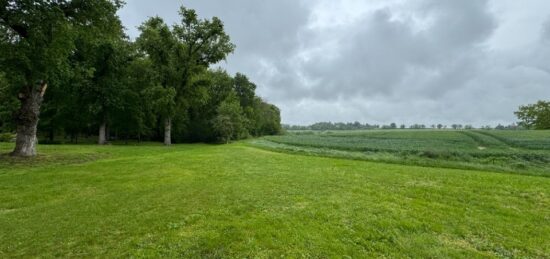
[515, 100, 550, 129]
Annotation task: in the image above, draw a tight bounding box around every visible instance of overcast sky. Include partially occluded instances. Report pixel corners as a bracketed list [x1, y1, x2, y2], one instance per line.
[118, 0, 550, 126]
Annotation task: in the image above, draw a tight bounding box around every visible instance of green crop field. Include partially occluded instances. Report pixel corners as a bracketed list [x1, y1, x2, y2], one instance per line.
[255, 130, 550, 177]
[0, 137, 549, 258]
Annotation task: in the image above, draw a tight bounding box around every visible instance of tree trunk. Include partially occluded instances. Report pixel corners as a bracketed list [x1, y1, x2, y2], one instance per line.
[11, 82, 48, 157]
[164, 117, 171, 145]
[98, 120, 107, 145]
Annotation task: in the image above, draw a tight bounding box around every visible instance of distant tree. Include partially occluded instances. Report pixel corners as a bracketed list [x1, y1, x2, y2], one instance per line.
[504, 123, 521, 130]
[400, 124, 406, 129]
[514, 100, 550, 129]
[409, 124, 426, 129]
[389, 123, 397, 129]
[464, 125, 473, 130]
[437, 124, 443, 129]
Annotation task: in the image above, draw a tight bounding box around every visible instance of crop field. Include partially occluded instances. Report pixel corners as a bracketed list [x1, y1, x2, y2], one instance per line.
[476, 130, 550, 150]
[255, 130, 550, 176]
[0, 142, 549, 257]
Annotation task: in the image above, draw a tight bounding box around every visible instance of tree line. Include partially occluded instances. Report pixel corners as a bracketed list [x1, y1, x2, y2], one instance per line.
[283, 122, 525, 131]
[283, 100, 550, 131]
[0, 1, 281, 156]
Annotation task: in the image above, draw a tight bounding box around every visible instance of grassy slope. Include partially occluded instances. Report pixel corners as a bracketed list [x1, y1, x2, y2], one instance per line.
[0, 143, 549, 258]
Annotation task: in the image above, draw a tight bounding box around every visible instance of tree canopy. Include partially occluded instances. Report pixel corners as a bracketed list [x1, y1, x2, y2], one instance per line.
[515, 100, 550, 130]
[0, 2, 281, 155]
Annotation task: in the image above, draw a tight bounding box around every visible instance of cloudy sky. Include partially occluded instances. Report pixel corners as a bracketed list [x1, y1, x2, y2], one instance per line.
[118, 0, 550, 126]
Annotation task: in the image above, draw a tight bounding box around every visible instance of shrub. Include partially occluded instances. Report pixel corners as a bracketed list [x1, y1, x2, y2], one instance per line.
[0, 133, 15, 142]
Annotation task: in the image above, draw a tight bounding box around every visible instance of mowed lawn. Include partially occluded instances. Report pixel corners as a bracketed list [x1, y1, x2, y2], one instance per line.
[0, 143, 548, 258]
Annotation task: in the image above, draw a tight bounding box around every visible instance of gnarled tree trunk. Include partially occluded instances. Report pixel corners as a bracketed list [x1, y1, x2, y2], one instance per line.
[11, 82, 48, 157]
[164, 117, 171, 145]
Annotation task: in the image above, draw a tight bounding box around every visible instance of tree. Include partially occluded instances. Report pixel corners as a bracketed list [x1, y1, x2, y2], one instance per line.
[113, 55, 158, 142]
[137, 7, 234, 145]
[211, 93, 246, 143]
[515, 100, 550, 129]
[87, 39, 132, 144]
[184, 69, 233, 142]
[253, 98, 282, 135]
[0, 0, 123, 156]
[234, 73, 256, 108]
[233, 73, 256, 132]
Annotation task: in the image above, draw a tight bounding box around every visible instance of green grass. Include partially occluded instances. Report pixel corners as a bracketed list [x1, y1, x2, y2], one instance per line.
[0, 142, 549, 257]
[258, 130, 550, 176]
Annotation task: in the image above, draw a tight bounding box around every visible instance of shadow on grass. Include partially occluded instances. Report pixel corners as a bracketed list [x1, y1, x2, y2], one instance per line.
[0, 152, 107, 170]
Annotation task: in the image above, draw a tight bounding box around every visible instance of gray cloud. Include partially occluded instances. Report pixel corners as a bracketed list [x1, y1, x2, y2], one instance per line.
[119, 0, 550, 126]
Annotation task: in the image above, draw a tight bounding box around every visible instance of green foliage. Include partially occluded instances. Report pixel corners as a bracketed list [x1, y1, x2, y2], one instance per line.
[212, 93, 247, 143]
[0, 73, 18, 132]
[111, 56, 158, 140]
[515, 100, 550, 129]
[0, 0, 123, 91]
[250, 98, 282, 136]
[136, 7, 235, 123]
[234, 73, 256, 107]
[0, 143, 548, 257]
[1, 3, 281, 145]
[182, 69, 281, 143]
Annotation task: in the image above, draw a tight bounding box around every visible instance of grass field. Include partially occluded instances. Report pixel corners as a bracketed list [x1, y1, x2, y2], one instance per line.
[255, 130, 550, 176]
[0, 141, 549, 257]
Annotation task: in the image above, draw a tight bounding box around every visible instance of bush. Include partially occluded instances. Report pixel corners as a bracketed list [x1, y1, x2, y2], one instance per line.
[0, 133, 15, 142]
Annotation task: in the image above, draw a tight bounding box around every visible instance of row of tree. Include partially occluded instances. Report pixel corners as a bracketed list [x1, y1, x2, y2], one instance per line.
[283, 122, 524, 131]
[0, 1, 281, 156]
[283, 101, 550, 131]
